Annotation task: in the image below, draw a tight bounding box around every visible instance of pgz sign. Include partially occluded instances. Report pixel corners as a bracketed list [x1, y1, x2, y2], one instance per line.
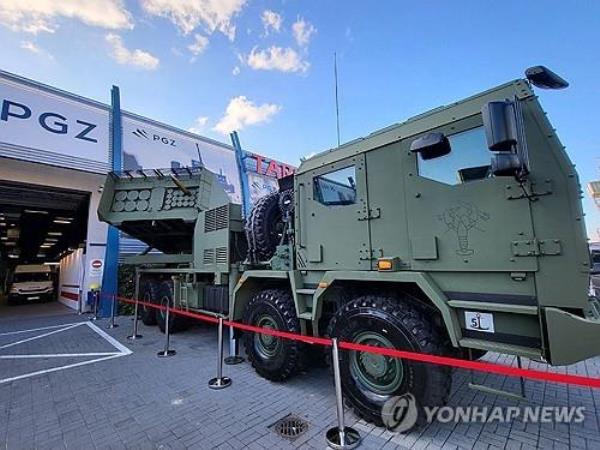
[132, 127, 176, 147]
[0, 99, 98, 143]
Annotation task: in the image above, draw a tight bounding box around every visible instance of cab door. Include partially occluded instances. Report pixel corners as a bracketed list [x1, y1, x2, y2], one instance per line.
[400, 116, 536, 273]
[296, 154, 371, 271]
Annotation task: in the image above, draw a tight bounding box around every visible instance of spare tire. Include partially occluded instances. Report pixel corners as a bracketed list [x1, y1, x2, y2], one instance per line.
[246, 191, 285, 262]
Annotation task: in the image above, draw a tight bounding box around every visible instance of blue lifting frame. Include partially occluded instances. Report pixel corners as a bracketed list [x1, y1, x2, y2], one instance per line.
[100, 85, 122, 317]
[230, 131, 252, 219]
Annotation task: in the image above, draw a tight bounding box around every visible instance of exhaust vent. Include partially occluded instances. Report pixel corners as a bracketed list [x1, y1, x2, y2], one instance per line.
[205, 205, 229, 232]
[203, 248, 215, 265]
[216, 247, 228, 265]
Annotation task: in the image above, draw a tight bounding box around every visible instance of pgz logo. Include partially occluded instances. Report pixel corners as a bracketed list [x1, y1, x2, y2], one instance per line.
[1, 99, 97, 143]
[132, 127, 176, 147]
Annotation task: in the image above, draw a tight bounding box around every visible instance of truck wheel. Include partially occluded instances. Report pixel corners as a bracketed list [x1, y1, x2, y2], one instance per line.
[246, 192, 284, 262]
[327, 295, 452, 429]
[242, 289, 303, 381]
[155, 281, 189, 334]
[140, 280, 158, 325]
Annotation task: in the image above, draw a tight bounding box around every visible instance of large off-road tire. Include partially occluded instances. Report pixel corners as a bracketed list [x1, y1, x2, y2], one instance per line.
[155, 281, 189, 334]
[327, 294, 452, 429]
[139, 280, 158, 325]
[246, 192, 284, 262]
[242, 289, 303, 381]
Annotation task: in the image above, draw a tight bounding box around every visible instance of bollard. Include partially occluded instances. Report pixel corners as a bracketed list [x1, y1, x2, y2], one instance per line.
[208, 317, 232, 389]
[224, 325, 244, 365]
[77, 290, 83, 315]
[106, 295, 119, 329]
[157, 303, 176, 357]
[326, 338, 361, 450]
[127, 271, 143, 340]
[89, 290, 99, 321]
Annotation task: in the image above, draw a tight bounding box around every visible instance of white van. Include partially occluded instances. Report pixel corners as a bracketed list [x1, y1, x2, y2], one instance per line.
[8, 265, 56, 304]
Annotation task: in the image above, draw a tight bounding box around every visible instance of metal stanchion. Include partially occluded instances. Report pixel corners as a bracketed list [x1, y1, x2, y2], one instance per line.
[107, 295, 119, 329]
[326, 338, 361, 450]
[157, 303, 176, 357]
[127, 270, 142, 340]
[224, 325, 244, 365]
[208, 317, 232, 389]
[89, 290, 99, 321]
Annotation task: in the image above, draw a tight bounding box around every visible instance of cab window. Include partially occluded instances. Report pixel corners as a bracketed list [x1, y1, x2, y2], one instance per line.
[417, 126, 491, 185]
[313, 166, 357, 206]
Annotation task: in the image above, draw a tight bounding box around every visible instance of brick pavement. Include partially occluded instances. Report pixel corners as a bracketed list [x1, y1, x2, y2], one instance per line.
[0, 301, 599, 449]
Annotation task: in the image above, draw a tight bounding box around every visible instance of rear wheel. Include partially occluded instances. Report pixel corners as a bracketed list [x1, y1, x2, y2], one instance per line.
[327, 294, 452, 430]
[140, 280, 158, 325]
[155, 281, 189, 333]
[242, 289, 303, 381]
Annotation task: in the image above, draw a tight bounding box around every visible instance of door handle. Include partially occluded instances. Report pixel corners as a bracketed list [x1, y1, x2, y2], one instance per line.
[298, 183, 305, 248]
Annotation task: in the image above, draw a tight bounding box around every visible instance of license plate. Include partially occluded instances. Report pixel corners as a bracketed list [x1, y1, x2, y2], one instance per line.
[464, 311, 495, 333]
[27, 296, 40, 300]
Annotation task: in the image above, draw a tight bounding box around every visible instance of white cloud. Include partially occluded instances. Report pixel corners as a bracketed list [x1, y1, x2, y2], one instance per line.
[188, 33, 209, 56]
[214, 96, 280, 135]
[232, 66, 240, 75]
[20, 40, 54, 59]
[106, 33, 159, 70]
[140, 0, 247, 40]
[261, 10, 281, 35]
[247, 46, 309, 73]
[292, 17, 316, 47]
[0, 0, 132, 34]
[188, 116, 209, 134]
[20, 41, 41, 54]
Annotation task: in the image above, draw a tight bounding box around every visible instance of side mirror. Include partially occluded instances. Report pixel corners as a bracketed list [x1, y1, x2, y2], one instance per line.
[410, 132, 451, 160]
[525, 66, 569, 90]
[491, 153, 521, 177]
[481, 101, 518, 152]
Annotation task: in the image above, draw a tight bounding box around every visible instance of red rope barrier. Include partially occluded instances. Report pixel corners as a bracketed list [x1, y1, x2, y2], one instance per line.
[108, 294, 600, 389]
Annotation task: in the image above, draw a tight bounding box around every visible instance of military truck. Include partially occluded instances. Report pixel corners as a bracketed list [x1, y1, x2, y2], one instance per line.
[98, 67, 600, 427]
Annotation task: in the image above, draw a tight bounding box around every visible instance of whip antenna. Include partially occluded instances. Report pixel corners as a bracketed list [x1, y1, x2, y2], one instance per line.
[334, 52, 341, 147]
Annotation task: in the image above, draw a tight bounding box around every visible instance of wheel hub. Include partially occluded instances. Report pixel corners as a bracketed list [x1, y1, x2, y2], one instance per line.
[255, 315, 280, 358]
[350, 332, 404, 395]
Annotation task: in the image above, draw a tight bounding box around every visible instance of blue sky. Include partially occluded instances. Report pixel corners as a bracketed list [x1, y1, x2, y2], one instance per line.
[0, 1, 599, 237]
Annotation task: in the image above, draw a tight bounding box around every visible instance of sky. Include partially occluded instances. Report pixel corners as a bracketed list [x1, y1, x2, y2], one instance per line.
[0, 0, 599, 237]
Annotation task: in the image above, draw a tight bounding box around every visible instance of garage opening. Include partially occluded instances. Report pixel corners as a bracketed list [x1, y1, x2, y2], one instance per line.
[0, 180, 90, 307]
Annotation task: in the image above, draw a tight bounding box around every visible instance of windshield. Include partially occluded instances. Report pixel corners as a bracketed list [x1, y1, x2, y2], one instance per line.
[13, 273, 52, 283]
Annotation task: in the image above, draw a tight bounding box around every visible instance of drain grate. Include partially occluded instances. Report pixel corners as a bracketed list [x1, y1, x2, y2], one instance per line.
[269, 414, 310, 440]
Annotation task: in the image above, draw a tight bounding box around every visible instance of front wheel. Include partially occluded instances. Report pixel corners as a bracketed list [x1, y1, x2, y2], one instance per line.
[327, 295, 452, 430]
[242, 289, 304, 381]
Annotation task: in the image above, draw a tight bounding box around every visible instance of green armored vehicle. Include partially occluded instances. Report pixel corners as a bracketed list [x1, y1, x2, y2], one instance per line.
[98, 67, 600, 427]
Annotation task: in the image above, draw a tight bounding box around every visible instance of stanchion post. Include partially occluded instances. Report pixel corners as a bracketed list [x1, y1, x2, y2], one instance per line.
[157, 302, 176, 357]
[208, 317, 232, 389]
[127, 269, 142, 340]
[224, 325, 244, 365]
[107, 294, 119, 329]
[90, 290, 99, 321]
[326, 338, 361, 450]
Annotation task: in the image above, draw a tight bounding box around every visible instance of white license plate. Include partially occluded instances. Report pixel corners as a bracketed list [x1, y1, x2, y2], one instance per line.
[464, 311, 495, 333]
[27, 296, 41, 300]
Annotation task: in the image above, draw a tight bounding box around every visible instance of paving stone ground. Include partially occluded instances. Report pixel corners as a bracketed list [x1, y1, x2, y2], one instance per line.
[0, 300, 599, 449]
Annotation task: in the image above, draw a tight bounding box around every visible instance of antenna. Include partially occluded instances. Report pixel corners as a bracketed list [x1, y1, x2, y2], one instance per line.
[334, 52, 341, 147]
